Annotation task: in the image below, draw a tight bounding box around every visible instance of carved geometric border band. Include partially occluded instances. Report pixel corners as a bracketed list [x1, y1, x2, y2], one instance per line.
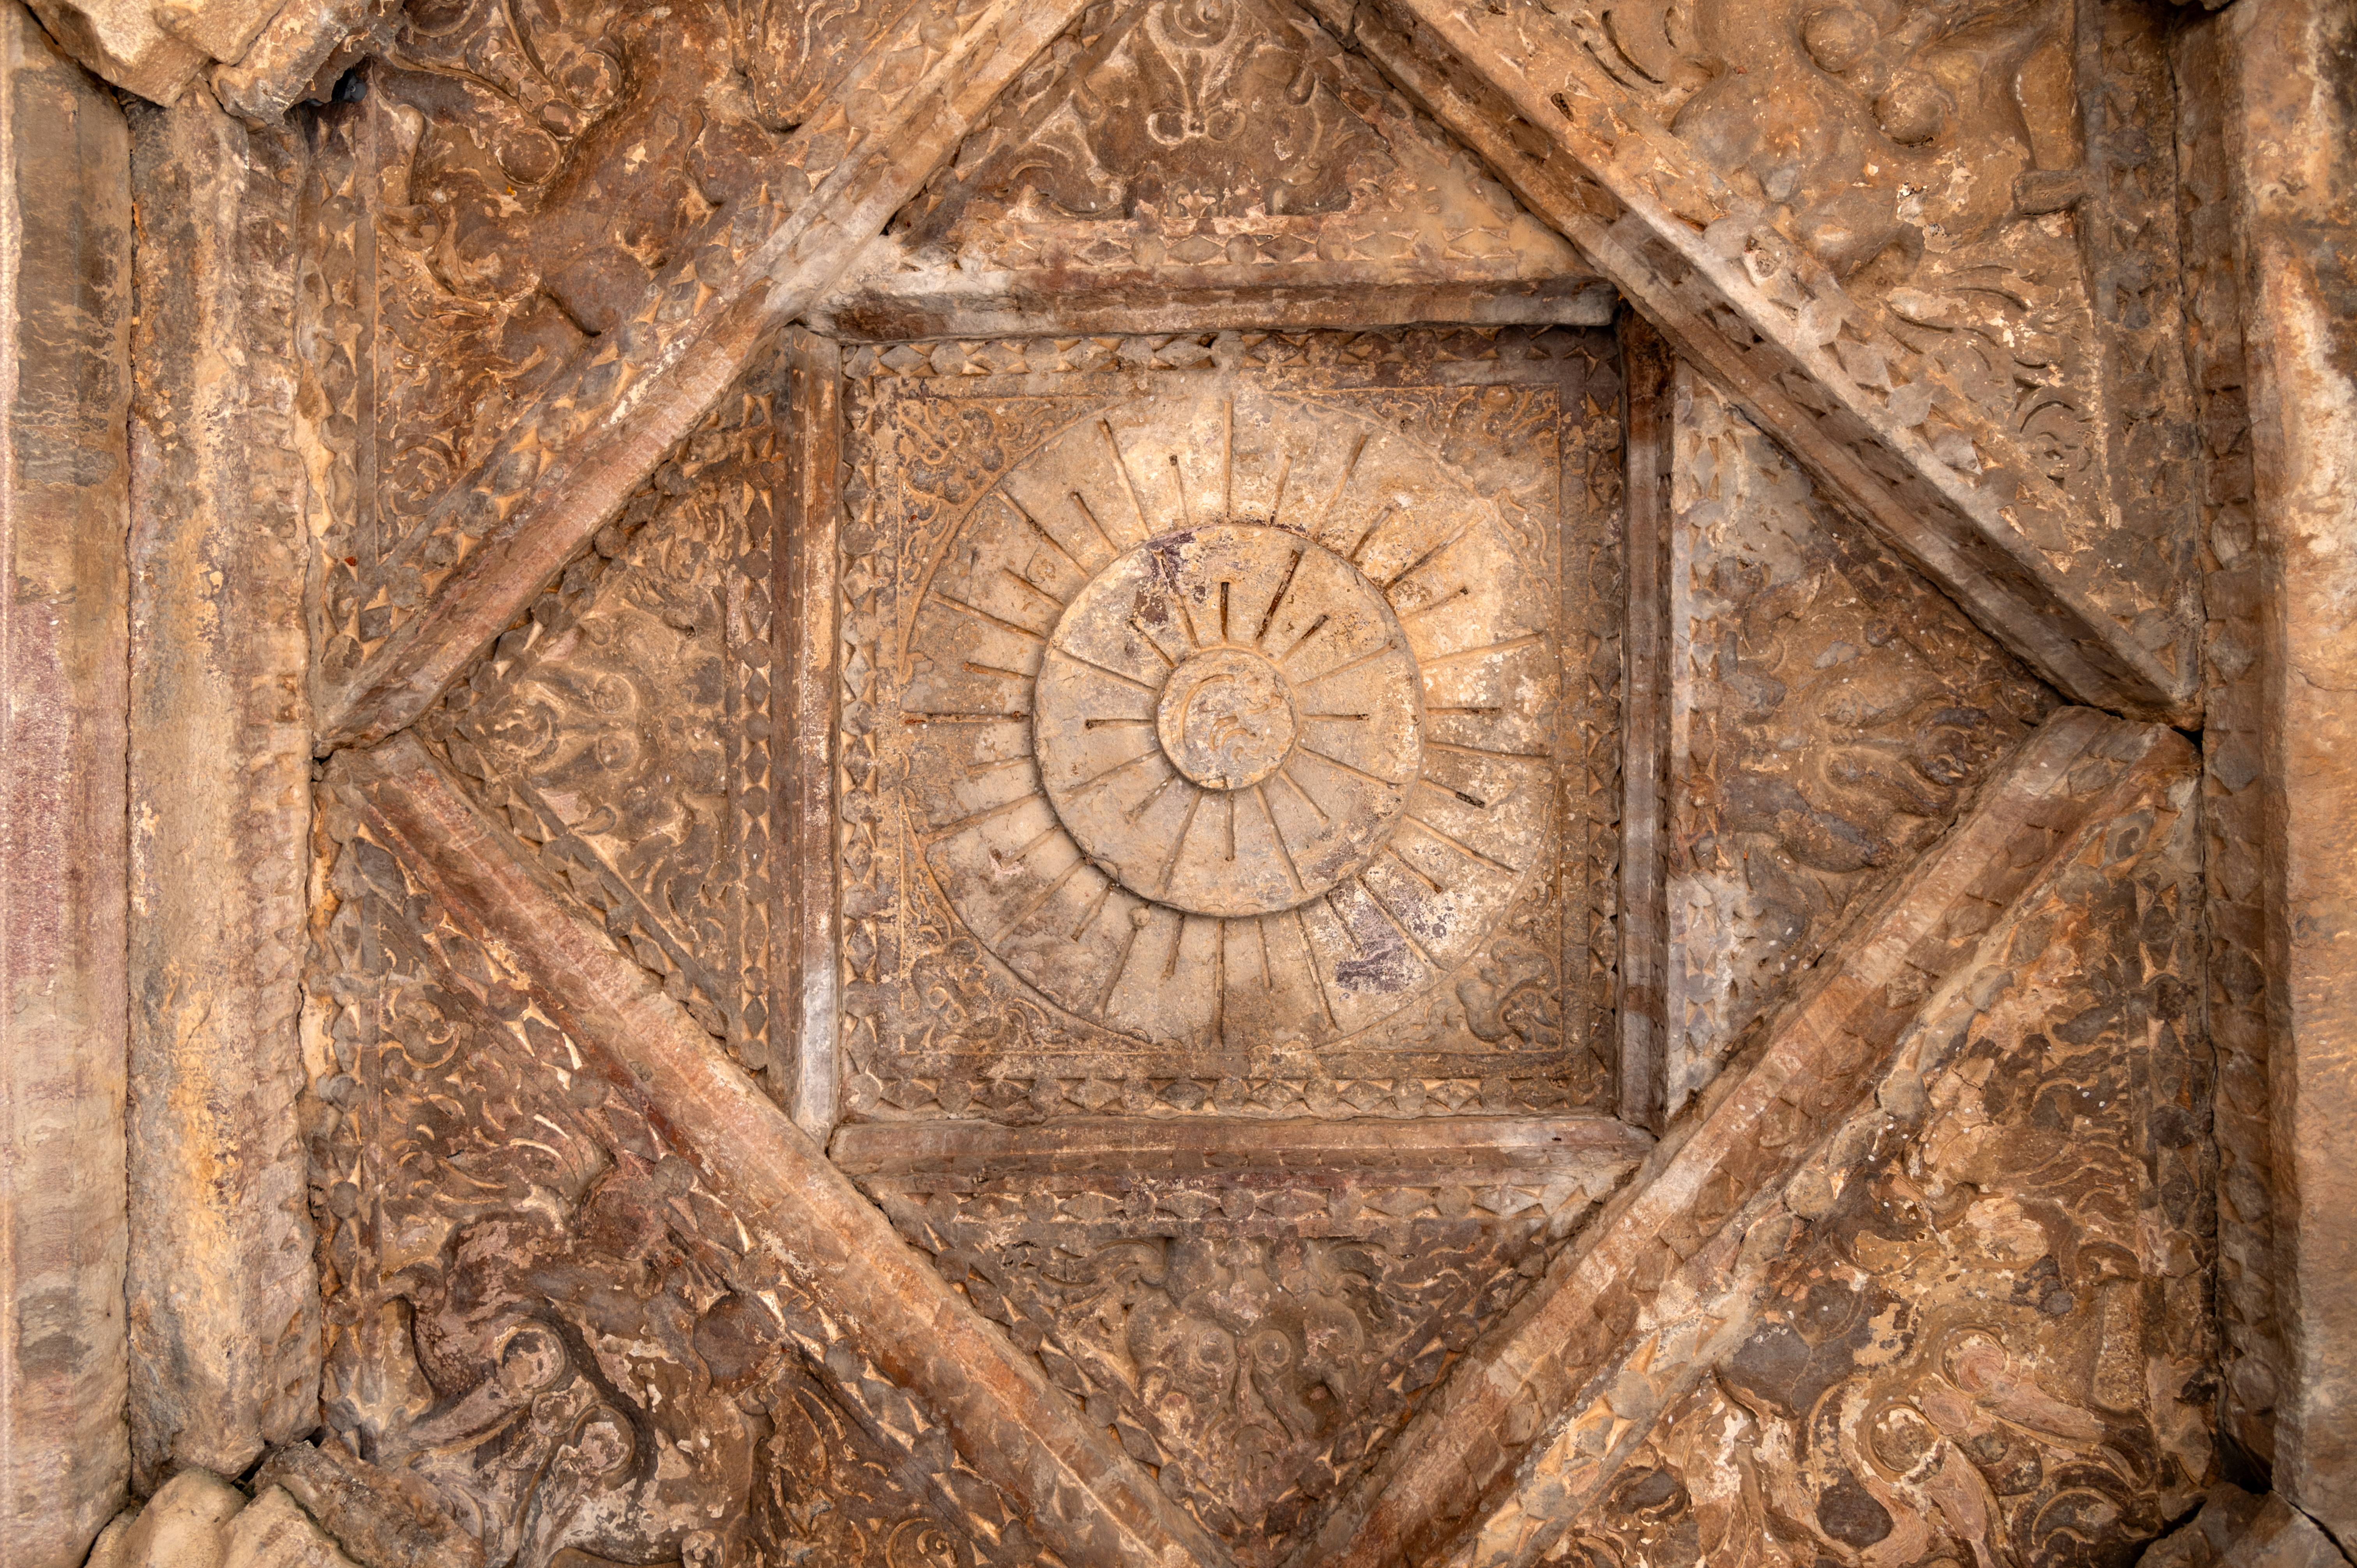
[779, 330, 846, 1138]
[1331, 0, 2196, 725]
[835, 1116, 1656, 1262]
[1293, 707, 2199, 1567]
[340, 733, 1229, 1568]
[1613, 318, 1674, 1130]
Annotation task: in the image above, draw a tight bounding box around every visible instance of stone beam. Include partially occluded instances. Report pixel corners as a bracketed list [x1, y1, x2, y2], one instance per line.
[124, 94, 319, 1487]
[25, 0, 389, 112]
[19, 0, 368, 105]
[315, 0, 1091, 753]
[831, 1115, 1652, 1185]
[809, 260, 1619, 341]
[2173, 14, 2282, 1480]
[777, 329, 842, 1141]
[1322, 0, 2195, 724]
[23, 0, 218, 102]
[1614, 315, 1671, 1131]
[342, 733, 1229, 1568]
[0, 12, 133, 1563]
[2222, 0, 2357, 1539]
[1291, 708, 2197, 1568]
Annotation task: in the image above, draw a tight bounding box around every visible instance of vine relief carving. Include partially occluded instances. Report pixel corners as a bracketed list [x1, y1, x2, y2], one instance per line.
[299, 0, 966, 694]
[855, 1120, 1645, 1564]
[1663, 371, 2059, 1112]
[818, 0, 1609, 334]
[1430, 0, 2198, 692]
[1007, 0, 1381, 221]
[1545, 745, 2212, 1567]
[307, 795, 1043, 1567]
[1526, 0, 2102, 457]
[421, 366, 783, 1083]
[254, 4, 2227, 1563]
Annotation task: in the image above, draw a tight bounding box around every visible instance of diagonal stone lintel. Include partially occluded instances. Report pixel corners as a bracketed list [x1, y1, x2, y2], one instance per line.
[1289, 706, 2198, 1568]
[1323, 0, 2196, 725]
[339, 732, 1232, 1568]
[316, 0, 1093, 755]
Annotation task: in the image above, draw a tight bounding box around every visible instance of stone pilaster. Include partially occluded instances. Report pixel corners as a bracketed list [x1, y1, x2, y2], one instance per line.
[125, 90, 319, 1486]
[2221, 0, 2357, 1540]
[0, 7, 132, 1561]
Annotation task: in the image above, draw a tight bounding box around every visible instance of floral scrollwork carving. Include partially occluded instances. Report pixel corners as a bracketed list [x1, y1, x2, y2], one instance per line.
[310, 804, 1037, 1566]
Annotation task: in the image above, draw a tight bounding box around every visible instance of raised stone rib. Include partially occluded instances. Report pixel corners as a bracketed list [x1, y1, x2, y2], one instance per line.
[343, 732, 1231, 1568]
[1291, 707, 2198, 1568]
[1329, 0, 2196, 724]
[316, 0, 1091, 753]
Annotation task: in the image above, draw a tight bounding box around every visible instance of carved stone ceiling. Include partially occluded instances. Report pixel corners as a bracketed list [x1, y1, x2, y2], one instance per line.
[290, 0, 2218, 1564]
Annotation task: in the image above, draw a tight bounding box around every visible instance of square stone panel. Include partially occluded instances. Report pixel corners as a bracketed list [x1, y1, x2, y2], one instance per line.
[836, 328, 1625, 1123]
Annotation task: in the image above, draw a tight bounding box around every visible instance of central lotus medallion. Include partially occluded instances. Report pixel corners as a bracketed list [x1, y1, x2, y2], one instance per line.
[886, 387, 1565, 1050]
[1035, 522, 1424, 919]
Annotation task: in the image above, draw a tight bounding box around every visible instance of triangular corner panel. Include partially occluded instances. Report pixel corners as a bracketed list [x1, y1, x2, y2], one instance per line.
[810, 0, 1618, 338]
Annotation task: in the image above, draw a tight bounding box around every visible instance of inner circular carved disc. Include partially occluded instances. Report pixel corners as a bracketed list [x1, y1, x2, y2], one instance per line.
[1156, 648, 1297, 790]
[1036, 521, 1423, 919]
